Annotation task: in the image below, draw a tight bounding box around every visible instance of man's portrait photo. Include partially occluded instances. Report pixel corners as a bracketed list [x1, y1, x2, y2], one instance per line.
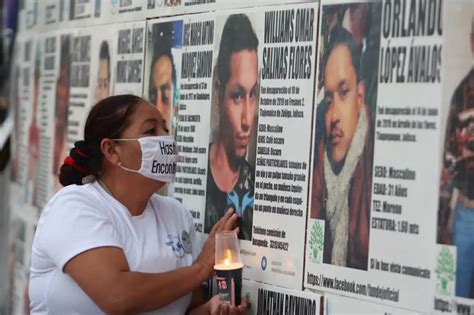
[311, 3, 381, 270]
[148, 20, 182, 134]
[94, 40, 110, 103]
[438, 16, 474, 299]
[204, 14, 259, 241]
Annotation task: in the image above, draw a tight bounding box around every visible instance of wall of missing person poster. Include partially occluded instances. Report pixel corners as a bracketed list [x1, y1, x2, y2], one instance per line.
[6, 0, 474, 314]
[144, 3, 318, 289]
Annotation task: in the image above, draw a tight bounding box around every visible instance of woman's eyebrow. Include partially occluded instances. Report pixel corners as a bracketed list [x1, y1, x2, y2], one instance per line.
[140, 118, 160, 126]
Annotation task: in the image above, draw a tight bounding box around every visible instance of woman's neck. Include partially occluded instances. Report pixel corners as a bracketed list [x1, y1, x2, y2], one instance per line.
[99, 173, 157, 216]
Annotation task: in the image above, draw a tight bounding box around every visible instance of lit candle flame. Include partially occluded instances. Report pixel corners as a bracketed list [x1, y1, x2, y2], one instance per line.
[224, 258, 230, 267]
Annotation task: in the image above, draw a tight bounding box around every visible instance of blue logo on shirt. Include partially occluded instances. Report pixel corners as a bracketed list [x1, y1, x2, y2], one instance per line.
[165, 234, 185, 258]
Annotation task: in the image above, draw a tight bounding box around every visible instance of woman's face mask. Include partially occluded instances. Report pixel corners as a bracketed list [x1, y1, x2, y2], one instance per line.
[113, 135, 179, 183]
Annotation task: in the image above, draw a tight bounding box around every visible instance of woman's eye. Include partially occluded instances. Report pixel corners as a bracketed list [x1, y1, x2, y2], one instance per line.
[146, 128, 156, 134]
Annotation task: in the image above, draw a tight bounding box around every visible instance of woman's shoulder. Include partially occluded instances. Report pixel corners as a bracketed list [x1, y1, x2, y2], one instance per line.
[50, 182, 101, 203]
[40, 182, 106, 218]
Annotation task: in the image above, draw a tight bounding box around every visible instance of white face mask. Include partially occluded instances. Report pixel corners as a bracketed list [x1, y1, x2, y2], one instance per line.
[114, 135, 179, 183]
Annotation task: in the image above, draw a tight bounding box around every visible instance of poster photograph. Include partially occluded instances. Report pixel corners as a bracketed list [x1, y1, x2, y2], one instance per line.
[144, 18, 183, 135]
[203, 12, 259, 242]
[305, 0, 446, 312]
[434, 1, 474, 313]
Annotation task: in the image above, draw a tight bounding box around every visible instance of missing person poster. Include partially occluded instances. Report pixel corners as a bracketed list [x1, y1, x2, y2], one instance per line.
[64, 0, 101, 22]
[16, 37, 41, 206]
[144, 14, 210, 242]
[34, 31, 64, 209]
[9, 183, 38, 315]
[434, 1, 474, 313]
[146, 0, 185, 17]
[11, 39, 24, 186]
[304, 0, 456, 312]
[248, 3, 317, 287]
[201, 3, 317, 289]
[10, 215, 31, 315]
[25, 0, 39, 30]
[112, 22, 146, 97]
[42, 0, 62, 26]
[242, 280, 323, 315]
[324, 293, 420, 315]
[102, 1, 148, 24]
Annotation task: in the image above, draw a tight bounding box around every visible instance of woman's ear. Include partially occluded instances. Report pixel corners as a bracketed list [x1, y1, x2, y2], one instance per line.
[100, 138, 120, 166]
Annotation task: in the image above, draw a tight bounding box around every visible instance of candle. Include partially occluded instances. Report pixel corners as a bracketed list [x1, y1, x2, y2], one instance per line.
[214, 262, 244, 271]
[214, 231, 243, 305]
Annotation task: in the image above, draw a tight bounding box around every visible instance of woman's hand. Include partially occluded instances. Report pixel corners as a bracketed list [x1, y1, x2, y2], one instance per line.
[209, 294, 249, 315]
[194, 208, 240, 278]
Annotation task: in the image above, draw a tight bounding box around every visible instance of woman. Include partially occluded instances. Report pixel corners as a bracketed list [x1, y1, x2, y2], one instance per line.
[29, 95, 248, 314]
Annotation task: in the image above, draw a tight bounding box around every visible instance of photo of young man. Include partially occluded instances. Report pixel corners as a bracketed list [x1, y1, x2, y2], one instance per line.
[204, 14, 259, 241]
[95, 40, 110, 103]
[438, 18, 474, 299]
[311, 3, 381, 270]
[148, 21, 181, 133]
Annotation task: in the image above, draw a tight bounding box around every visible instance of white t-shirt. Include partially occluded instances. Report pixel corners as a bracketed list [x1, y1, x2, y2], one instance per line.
[29, 181, 198, 315]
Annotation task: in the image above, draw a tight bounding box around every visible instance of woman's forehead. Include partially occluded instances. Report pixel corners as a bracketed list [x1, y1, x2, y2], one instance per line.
[130, 101, 164, 125]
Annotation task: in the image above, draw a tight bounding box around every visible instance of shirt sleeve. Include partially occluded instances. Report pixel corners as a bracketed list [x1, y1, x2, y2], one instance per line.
[37, 188, 123, 272]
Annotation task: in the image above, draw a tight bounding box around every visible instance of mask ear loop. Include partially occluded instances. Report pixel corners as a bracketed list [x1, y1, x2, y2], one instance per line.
[112, 140, 141, 173]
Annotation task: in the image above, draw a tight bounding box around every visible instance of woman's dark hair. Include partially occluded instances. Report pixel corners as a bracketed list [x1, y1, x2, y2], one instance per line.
[59, 94, 143, 186]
